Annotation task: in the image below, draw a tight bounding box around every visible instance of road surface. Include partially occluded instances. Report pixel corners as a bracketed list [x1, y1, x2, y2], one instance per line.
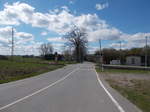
[0, 63, 141, 112]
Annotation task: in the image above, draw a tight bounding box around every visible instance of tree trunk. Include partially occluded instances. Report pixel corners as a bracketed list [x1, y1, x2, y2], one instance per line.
[76, 46, 80, 62]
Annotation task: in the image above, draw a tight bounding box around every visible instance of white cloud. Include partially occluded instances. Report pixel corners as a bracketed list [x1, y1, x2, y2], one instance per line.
[0, 2, 108, 35]
[0, 26, 12, 43]
[88, 28, 123, 42]
[49, 9, 60, 14]
[13, 41, 42, 56]
[125, 33, 150, 42]
[69, 1, 74, 4]
[95, 3, 109, 10]
[0, 2, 106, 34]
[0, 2, 73, 34]
[47, 37, 65, 42]
[0, 2, 150, 54]
[61, 6, 70, 12]
[123, 33, 150, 48]
[41, 31, 48, 36]
[109, 42, 126, 49]
[108, 33, 150, 49]
[0, 2, 34, 25]
[88, 46, 99, 53]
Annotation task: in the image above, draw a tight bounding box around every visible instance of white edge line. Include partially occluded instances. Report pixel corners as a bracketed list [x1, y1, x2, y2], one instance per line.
[0, 68, 78, 111]
[94, 69, 125, 112]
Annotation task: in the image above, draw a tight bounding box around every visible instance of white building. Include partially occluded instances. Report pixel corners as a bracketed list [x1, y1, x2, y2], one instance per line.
[110, 60, 120, 65]
[126, 56, 141, 66]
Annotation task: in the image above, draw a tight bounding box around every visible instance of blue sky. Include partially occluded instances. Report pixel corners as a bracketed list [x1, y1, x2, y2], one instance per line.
[0, 0, 150, 55]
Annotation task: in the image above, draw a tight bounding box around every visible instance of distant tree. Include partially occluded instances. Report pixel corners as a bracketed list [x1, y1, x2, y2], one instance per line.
[103, 48, 119, 64]
[146, 45, 150, 56]
[39, 43, 53, 56]
[95, 48, 122, 64]
[126, 48, 143, 56]
[64, 26, 88, 62]
[125, 46, 150, 56]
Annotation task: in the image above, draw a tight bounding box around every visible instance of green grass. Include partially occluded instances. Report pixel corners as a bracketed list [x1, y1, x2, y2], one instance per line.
[58, 61, 77, 65]
[11, 57, 77, 65]
[107, 79, 150, 112]
[0, 60, 64, 84]
[96, 66, 150, 74]
[8, 56, 43, 62]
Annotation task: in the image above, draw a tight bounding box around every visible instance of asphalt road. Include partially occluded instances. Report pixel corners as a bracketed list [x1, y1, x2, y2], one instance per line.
[0, 63, 141, 112]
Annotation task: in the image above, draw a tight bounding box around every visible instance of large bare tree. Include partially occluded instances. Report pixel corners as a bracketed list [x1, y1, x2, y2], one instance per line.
[39, 43, 53, 56]
[64, 26, 88, 62]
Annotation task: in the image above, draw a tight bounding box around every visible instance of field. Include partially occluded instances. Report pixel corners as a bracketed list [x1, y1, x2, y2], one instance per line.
[0, 57, 74, 84]
[96, 67, 150, 112]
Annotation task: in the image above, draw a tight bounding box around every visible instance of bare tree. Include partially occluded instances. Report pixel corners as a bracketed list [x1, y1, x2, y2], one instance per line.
[63, 49, 72, 61]
[64, 26, 88, 62]
[39, 43, 53, 56]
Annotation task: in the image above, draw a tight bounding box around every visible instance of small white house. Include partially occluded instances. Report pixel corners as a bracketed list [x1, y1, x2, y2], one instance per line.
[110, 60, 120, 65]
[126, 56, 141, 66]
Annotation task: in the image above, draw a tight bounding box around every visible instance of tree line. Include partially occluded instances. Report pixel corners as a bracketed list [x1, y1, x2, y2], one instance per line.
[94, 47, 150, 64]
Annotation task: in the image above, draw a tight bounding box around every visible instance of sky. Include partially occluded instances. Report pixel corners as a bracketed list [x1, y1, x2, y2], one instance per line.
[0, 0, 150, 55]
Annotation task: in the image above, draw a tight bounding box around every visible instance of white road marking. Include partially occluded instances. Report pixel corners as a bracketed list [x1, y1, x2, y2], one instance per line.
[0, 68, 78, 111]
[94, 69, 126, 112]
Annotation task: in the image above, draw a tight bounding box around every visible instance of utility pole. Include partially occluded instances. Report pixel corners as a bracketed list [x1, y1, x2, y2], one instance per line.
[119, 41, 122, 65]
[145, 36, 148, 67]
[99, 39, 103, 71]
[11, 27, 14, 60]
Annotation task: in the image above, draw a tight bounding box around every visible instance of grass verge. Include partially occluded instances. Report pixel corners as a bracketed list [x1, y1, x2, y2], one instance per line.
[107, 79, 150, 112]
[96, 67, 150, 112]
[0, 60, 64, 84]
[96, 66, 150, 74]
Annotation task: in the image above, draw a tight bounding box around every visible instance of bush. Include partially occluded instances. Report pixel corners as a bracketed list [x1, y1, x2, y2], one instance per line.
[0, 55, 8, 60]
